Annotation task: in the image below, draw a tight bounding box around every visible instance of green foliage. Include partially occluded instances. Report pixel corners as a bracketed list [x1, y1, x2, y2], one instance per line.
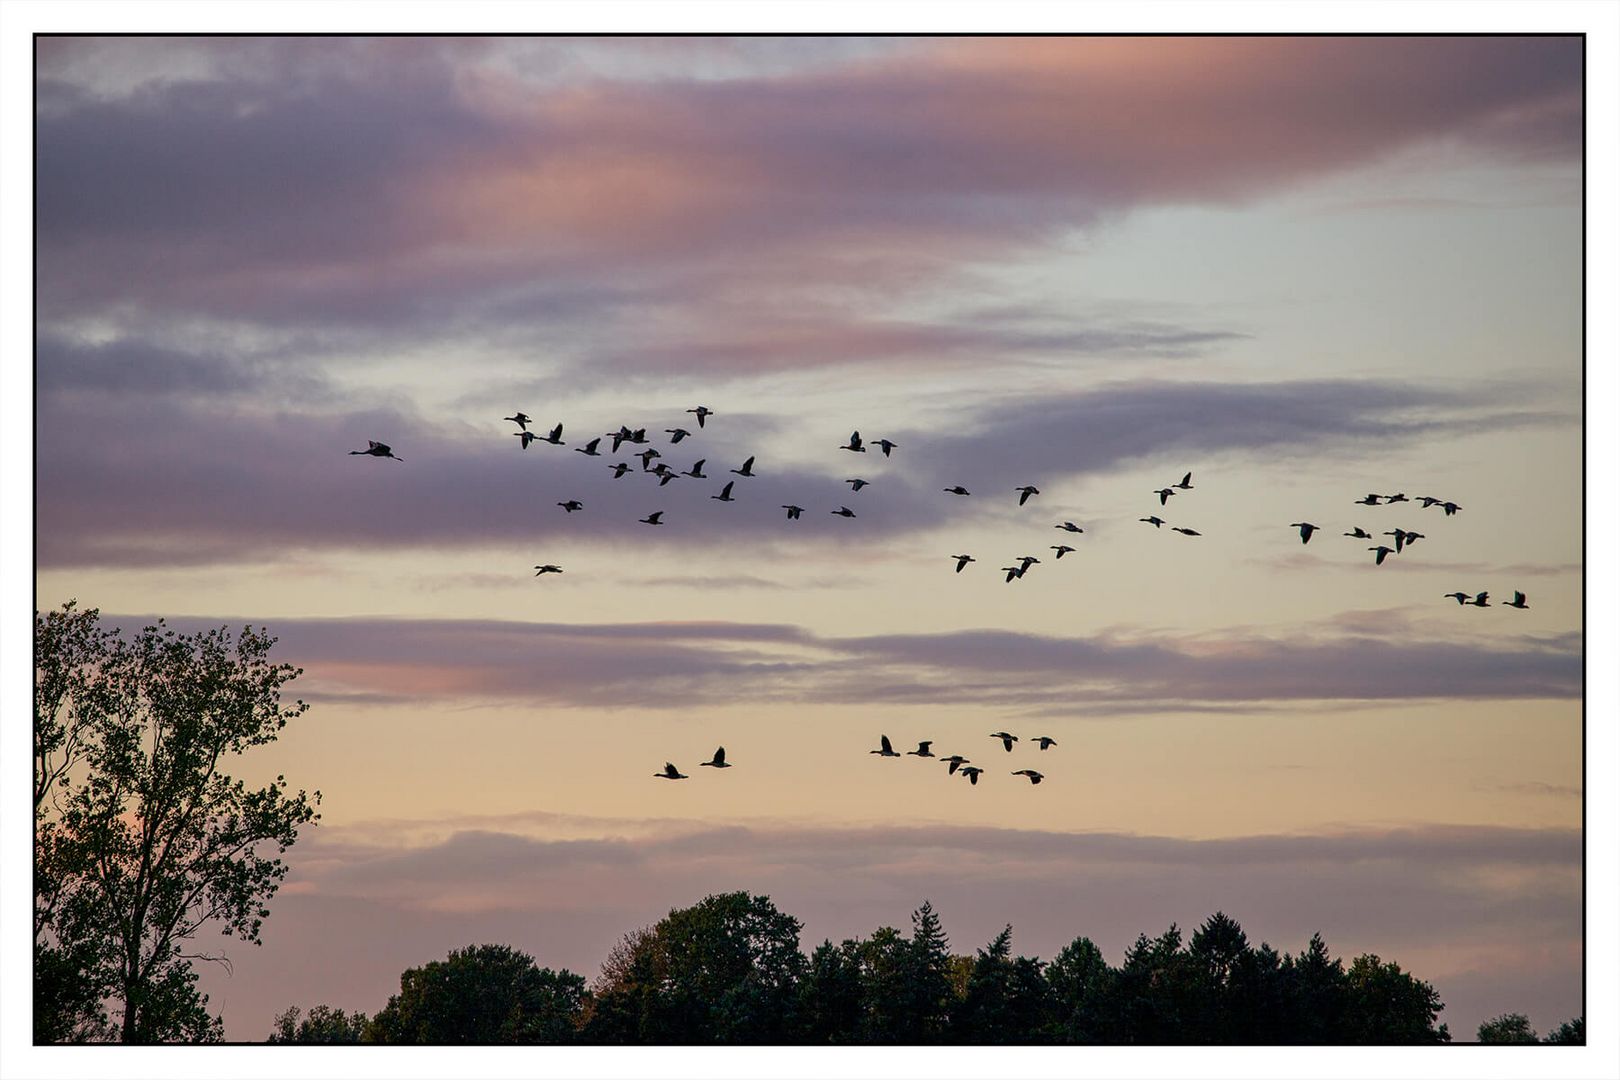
[267, 1004, 369, 1044]
[1342, 954, 1450, 1044]
[368, 944, 585, 1044]
[1543, 1016, 1584, 1045]
[33, 601, 319, 1043]
[1476, 1012, 1538, 1043]
[952, 925, 1055, 1043]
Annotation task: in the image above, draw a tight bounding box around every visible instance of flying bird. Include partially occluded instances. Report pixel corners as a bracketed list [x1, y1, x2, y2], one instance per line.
[875, 438, 898, 457]
[1469, 591, 1491, 607]
[907, 741, 935, 757]
[1012, 770, 1044, 785]
[1001, 566, 1025, 583]
[1384, 493, 1409, 503]
[1172, 527, 1201, 536]
[574, 437, 602, 457]
[637, 448, 662, 470]
[1441, 501, 1462, 516]
[1139, 516, 1164, 528]
[558, 500, 583, 513]
[1033, 736, 1057, 750]
[1050, 545, 1075, 559]
[640, 511, 665, 526]
[944, 486, 970, 496]
[990, 731, 1018, 752]
[782, 504, 804, 519]
[1401, 530, 1425, 548]
[846, 478, 870, 491]
[503, 412, 532, 430]
[1354, 494, 1382, 506]
[626, 428, 649, 445]
[349, 440, 402, 461]
[1368, 545, 1395, 565]
[1057, 521, 1085, 533]
[832, 506, 857, 518]
[841, 431, 866, 452]
[656, 471, 678, 487]
[1017, 556, 1041, 571]
[1384, 528, 1411, 552]
[700, 747, 732, 769]
[1443, 592, 1471, 605]
[533, 564, 562, 576]
[941, 755, 970, 775]
[608, 461, 632, 479]
[655, 762, 688, 780]
[952, 554, 976, 573]
[712, 480, 736, 502]
[682, 459, 707, 478]
[515, 431, 537, 450]
[540, 423, 564, 446]
[1016, 485, 1040, 506]
[1154, 488, 1176, 505]
[687, 406, 713, 428]
[731, 456, 756, 477]
[607, 427, 632, 453]
[1418, 496, 1444, 508]
[960, 766, 985, 785]
[1173, 472, 1194, 490]
[1344, 526, 1372, 539]
[666, 428, 692, 444]
[870, 735, 901, 757]
[1291, 522, 1319, 544]
[1505, 591, 1529, 609]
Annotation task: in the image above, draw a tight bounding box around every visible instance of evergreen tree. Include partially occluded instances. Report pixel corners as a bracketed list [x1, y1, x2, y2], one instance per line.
[1046, 935, 1114, 1043]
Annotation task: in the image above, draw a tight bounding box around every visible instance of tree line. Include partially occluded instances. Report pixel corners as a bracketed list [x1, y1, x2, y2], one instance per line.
[267, 891, 1581, 1045]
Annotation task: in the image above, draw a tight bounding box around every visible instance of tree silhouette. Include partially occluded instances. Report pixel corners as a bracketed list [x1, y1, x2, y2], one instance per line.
[1542, 1016, 1585, 1045]
[1342, 954, 1450, 1044]
[1476, 1012, 1538, 1043]
[267, 1004, 368, 1044]
[33, 602, 319, 1043]
[1046, 935, 1114, 1043]
[952, 925, 1055, 1042]
[368, 944, 585, 1043]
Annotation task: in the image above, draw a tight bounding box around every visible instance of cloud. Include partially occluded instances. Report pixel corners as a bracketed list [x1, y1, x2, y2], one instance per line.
[194, 815, 1582, 1042]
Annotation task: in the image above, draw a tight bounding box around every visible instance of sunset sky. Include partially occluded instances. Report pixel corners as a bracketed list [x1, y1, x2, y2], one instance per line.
[23, 30, 1598, 1049]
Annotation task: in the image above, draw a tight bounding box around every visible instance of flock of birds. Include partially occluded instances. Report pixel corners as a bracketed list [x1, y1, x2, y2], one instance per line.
[348, 403, 1532, 789]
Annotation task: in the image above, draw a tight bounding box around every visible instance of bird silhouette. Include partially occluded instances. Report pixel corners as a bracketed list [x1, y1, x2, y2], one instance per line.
[990, 731, 1018, 752]
[1057, 521, 1085, 533]
[941, 755, 970, 775]
[1050, 545, 1075, 559]
[832, 506, 857, 518]
[1154, 488, 1176, 505]
[655, 762, 688, 780]
[640, 511, 665, 526]
[1016, 485, 1040, 505]
[349, 440, 402, 461]
[846, 478, 870, 491]
[1033, 736, 1057, 750]
[1291, 522, 1319, 544]
[607, 427, 632, 453]
[628, 428, 649, 445]
[1344, 526, 1372, 539]
[688, 406, 713, 428]
[540, 423, 565, 446]
[870, 735, 901, 757]
[1001, 566, 1025, 583]
[1441, 501, 1462, 516]
[533, 564, 563, 576]
[558, 500, 583, 513]
[1012, 770, 1044, 785]
[1418, 496, 1444, 508]
[1172, 527, 1201, 536]
[1354, 494, 1381, 506]
[907, 741, 935, 757]
[944, 486, 970, 496]
[842, 431, 866, 452]
[1505, 591, 1529, 609]
[700, 747, 732, 768]
[1401, 530, 1425, 548]
[574, 437, 602, 457]
[1174, 472, 1194, 490]
[731, 456, 756, 477]
[504, 412, 532, 430]
[1140, 516, 1164, 528]
[960, 766, 985, 785]
[875, 438, 898, 457]
[1469, 591, 1491, 607]
[666, 428, 691, 444]
[1016, 556, 1041, 572]
[609, 462, 632, 479]
[1443, 592, 1471, 605]
[1368, 545, 1395, 565]
[952, 554, 975, 573]
[1384, 493, 1409, 503]
[712, 481, 736, 502]
[682, 459, 707, 479]
[515, 431, 537, 450]
[782, 505, 804, 519]
[636, 448, 662, 470]
[1384, 528, 1410, 552]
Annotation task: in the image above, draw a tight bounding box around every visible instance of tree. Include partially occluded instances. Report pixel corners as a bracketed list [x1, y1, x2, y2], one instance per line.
[33, 603, 320, 1042]
[1342, 954, 1450, 1044]
[1280, 932, 1350, 1043]
[1476, 1012, 1538, 1043]
[1046, 935, 1114, 1043]
[369, 944, 586, 1043]
[267, 1004, 369, 1044]
[1543, 1016, 1584, 1045]
[952, 925, 1054, 1042]
[798, 940, 864, 1042]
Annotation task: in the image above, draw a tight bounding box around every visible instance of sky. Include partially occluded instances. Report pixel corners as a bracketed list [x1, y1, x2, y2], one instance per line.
[23, 30, 1596, 1051]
